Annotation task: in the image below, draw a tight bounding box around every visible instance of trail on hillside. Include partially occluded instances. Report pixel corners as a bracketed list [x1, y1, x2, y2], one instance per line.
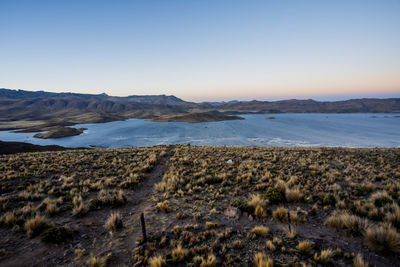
[102, 146, 173, 266]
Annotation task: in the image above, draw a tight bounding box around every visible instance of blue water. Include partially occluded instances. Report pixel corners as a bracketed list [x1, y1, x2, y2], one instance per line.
[0, 114, 399, 148]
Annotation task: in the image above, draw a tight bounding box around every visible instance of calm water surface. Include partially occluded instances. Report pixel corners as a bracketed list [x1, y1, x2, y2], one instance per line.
[0, 114, 399, 148]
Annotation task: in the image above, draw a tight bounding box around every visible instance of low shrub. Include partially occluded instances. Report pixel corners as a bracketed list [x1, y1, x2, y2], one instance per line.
[262, 187, 284, 203]
[40, 226, 72, 243]
[231, 199, 254, 213]
[322, 194, 336, 206]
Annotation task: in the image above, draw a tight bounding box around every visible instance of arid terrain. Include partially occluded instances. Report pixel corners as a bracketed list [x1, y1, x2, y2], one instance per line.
[1, 145, 400, 266]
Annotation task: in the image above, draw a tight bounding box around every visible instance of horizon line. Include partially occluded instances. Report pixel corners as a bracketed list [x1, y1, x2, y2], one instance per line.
[1, 87, 400, 103]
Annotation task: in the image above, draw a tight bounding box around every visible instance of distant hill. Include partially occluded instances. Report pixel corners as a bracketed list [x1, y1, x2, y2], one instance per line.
[218, 98, 400, 114]
[0, 88, 198, 124]
[0, 88, 399, 135]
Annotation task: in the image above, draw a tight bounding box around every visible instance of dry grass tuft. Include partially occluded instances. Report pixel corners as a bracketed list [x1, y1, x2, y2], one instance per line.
[297, 240, 312, 254]
[171, 245, 189, 262]
[233, 240, 243, 249]
[148, 255, 166, 267]
[87, 253, 111, 267]
[285, 187, 303, 202]
[353, 253, 368, 267]
[273, 206, 288, 222]
[157, 200, 171, 213]
[24, 214, 48, 238]
[248, 194, 264, 209]
[285, 225, 297, 239]
[199, 254, 216, 267]
[105, 211, 123, 231]
[385, 204, 400, 228]
[1, 211, 20, 226]
[325, 211, 369, 235]
[254, 252, 273, 267]
[205, 221, 218, 229]
[314, 249, 335, 263]
[251, 225, 270, 237]
[266, 240, 276, 251]
[72, 195, 87, 217]
[255, 205, 267, 219]
[364, 223, 400, 254]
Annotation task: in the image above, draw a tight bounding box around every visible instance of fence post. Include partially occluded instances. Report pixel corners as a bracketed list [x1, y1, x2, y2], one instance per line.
[140, 212, 147, 244]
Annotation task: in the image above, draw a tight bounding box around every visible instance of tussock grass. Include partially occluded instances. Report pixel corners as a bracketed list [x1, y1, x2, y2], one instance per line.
[24, 214, 48, 238]
[199, 254, 216, 267]
[254, 252, 273, 267]
[171, 245, 189, 262]
[157, 200, 171, 212]
[285, 187, 303, 202]
[266, 240, 276, 251]
[273, 207, 288, 222]
[251, 226, 270, 237]
[233, 240, 243, 249]
[364, 223, 400, 254]
[314, 249, 335, 263]
[297, 240, 312, 254]
[87, 253, 111, 267]
[370, 191, 393, 207]
[325, 211, 370, 235]
[105, 211, 123, 231]
[255, 205, 267, 219]
[72, 195, 87, 217]
[1, 211, 20, 226]
[353, 253, 368, 267]
[205, 221, 218, 229]
[148, 255, 166, 267]
[248, 194, 264, 208]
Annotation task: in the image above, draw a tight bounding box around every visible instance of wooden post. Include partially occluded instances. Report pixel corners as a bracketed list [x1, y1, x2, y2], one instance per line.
[140, 212, 147, 244]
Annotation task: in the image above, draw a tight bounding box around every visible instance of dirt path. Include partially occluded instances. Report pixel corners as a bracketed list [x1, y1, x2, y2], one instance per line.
[100, 146, 173, 266]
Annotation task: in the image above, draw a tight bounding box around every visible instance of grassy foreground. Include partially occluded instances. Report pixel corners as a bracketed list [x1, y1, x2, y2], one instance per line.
[0, 145, 400, 266]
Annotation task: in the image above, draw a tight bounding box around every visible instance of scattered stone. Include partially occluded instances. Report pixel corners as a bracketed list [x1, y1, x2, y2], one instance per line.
[224, 207, 240, 220]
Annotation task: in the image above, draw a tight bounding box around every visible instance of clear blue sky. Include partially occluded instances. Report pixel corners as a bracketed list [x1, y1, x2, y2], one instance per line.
[1, 0, 399, 101]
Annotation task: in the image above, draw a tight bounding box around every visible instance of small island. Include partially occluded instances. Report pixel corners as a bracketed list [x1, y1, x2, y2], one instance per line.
[34, 126, 87, 139]
[151, 111, 244, 123]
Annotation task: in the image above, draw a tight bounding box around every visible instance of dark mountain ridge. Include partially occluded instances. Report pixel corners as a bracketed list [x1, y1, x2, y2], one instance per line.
[0, 88, 399, 136]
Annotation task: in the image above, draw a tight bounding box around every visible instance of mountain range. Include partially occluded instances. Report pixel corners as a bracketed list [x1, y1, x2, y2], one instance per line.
[1, 88, 399, 135]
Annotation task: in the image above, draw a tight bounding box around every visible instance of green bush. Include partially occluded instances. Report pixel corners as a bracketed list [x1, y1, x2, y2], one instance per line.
[231, 199, 254, 213]
[262, 187, 285, 203]
[374, 196, 393, 207]
[87, 199, 102, 210]
[354, 186, 372, 196]
[40, 226, 72, 243]
[322, 194, 336, 206]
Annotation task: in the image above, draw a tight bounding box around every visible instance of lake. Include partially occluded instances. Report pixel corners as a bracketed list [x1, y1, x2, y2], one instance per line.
[0, 114, 399, 148]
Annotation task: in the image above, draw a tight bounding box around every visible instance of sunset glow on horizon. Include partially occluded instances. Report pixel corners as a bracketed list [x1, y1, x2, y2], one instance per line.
[1, 0, 399, 102]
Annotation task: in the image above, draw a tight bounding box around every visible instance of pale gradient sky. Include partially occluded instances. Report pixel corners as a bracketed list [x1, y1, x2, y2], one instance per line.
[1, 0, 399, 101]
